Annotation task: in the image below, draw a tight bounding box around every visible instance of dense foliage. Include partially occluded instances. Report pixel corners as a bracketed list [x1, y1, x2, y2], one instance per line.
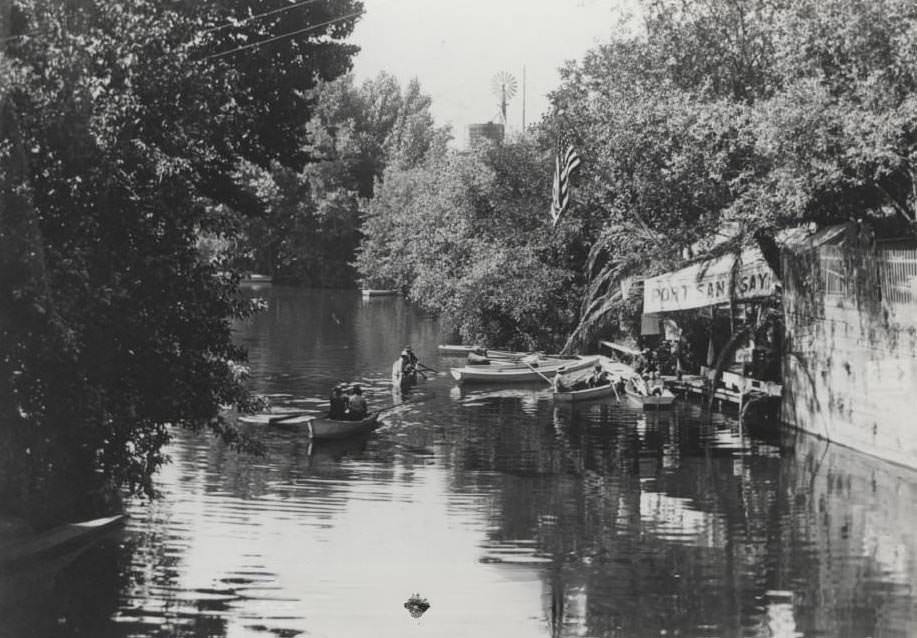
[356, 136, 590, 351]
[0, 0, 361, 524]
[229, 73, 443, 286]
[553, 0, 917, 347]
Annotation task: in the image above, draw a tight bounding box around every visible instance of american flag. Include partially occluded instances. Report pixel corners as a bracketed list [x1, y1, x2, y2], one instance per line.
[549, 139, 582, 228]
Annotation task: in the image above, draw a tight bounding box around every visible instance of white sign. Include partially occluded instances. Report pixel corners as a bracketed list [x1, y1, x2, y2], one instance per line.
[643, 248, 776, 314]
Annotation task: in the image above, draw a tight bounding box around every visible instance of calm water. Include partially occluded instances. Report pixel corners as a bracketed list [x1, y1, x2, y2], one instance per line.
[2, 287, 916, 638]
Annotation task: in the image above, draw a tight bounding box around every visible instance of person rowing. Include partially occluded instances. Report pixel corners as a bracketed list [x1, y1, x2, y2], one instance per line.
[587, 365, 610, 388]
[402, 345, 419, 370]
[347, 385, 368, 420]
[328, 384, 349, 420]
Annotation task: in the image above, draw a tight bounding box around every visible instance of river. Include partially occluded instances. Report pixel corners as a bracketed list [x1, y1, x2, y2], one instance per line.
[1, 286, 915, 638]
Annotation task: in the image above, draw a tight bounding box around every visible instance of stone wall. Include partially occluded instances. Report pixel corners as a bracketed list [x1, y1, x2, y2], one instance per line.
[782, 242, 917, 469]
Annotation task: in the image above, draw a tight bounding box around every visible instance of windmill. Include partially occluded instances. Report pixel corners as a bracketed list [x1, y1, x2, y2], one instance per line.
[491, 71, 518, 125]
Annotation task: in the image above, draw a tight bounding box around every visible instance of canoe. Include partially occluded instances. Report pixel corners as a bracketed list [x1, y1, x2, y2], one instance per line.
[361, 288, 399, 297]
[450, 356, 595, 384]
[0, 515, 125, 569]
[271, 412, 381, 439]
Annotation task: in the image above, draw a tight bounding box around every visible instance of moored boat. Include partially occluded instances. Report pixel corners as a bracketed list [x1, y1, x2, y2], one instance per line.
[438, 344, 485, 354]
[554, 381, 619, 402]
[623, 374, 676, 408]
[625, 387, 677, 407]
[271, 412, 381, 439]
[0, 515, 126, 569]
[553, 360, 634, 403]
[450, 356, 594, 384]
[361, 288, 399, 297]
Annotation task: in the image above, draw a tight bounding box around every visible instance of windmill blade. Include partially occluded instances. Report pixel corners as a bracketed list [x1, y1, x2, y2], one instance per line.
[491, 71, 518, 99]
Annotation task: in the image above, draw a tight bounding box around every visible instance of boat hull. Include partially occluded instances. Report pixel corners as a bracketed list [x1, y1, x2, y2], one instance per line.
[554, 383, 618, 402]
[625, 388, 676, 408]
[0, 515, 125, 569]
[361, 289, 399, 297]
[272, 413, 380, 439]
[451, 357, 595, 384]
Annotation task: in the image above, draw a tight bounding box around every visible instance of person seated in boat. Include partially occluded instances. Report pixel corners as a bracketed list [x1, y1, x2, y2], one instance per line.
[328, 384, 349, 420]
[587, 365, 610, 388]
[554, 374, 568, 392]
[402, 345, 419, 370]
[347, 385, 368, 420]
[647, 371, 665, 396]
[399, 352, 416, 376]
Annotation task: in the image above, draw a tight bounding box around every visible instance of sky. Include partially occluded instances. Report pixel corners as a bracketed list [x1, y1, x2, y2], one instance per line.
[348, 0, 639, 147]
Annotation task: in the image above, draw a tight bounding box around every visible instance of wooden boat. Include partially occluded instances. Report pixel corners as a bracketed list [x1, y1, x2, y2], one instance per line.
[554, 381, 619, 402]
[625, 387, 677, 407]
[438, 344, 486, 355]
[450, 356, 595, 384]
[271, 412, 381, 439]
[623, 374, 676, 408]
[0, 515, 125, 569]
[466, 352, 491, 365]
[553, 359, 634, 403]
[240, 273, 273, 285]
[361, 288, 399, 297]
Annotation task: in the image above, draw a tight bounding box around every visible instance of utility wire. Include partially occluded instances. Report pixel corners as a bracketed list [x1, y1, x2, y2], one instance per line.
[200, 11, 362, 62]
[201, 0, 330, 34]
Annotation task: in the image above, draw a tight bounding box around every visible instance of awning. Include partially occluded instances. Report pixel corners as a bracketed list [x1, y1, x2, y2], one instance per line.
[643, 247, 776, 314]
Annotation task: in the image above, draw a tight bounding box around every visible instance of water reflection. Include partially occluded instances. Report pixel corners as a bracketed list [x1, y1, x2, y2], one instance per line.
[2, 288, 915, 638]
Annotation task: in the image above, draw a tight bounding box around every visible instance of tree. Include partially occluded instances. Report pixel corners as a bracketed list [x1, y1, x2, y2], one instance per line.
[0, 0, 361, 525]
[232, 72, 444, 287]
[552, 0, 917, 348]
[357, 135, 586, 350]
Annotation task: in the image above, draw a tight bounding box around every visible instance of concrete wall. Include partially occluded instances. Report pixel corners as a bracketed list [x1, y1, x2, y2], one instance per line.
[782, 244, 917, 469]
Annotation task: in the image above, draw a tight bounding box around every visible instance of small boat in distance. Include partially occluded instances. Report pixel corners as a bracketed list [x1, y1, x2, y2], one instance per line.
[451, 356, 594, 384]
[240, 273, 273, 285]
[271, 412, 381, 439]
[438, 344, 486, 355]
[361, 288, 399, 297]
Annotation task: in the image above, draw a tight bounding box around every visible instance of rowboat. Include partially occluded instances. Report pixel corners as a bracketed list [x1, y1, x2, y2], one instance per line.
[554, 381, 619, 402]
[623, 375, 676, 408]
[271, 412, 381, 439]
[450, 356, 594, 384]
[625, 387, 677, 407]
[438, 344, 485, 354]
[553, 360, 634, 403]
[0, 515, 125, 569]
[240, 273, 273, 285]
[361, 288, 399, 297]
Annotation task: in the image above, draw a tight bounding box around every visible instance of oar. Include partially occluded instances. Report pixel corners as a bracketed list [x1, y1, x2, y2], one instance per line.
[610, 377, 622, 404]
[524, 361, 556, 386]
[417, 362, 439, 374]
[268, 411, 314, 425]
